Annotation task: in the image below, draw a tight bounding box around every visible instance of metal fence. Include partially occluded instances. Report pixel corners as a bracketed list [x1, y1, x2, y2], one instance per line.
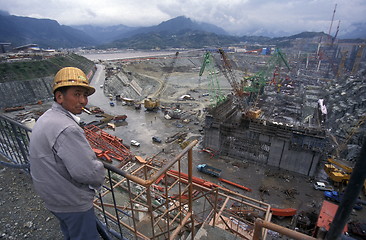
[0, 114, 31, 169]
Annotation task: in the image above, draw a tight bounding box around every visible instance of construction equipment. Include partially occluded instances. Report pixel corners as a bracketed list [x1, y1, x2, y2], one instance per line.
[199, 51, 226, 106]
[324, 157, 351, 185]
[144, 52, 179, 110]
[244, 48, 291, 118]
[352, 44, 365, 74]
[144, 97, 160, 111]
[325, 115, 366, 192]
[218, 48, 249, 112]
[325, 156, 366, 195]
[196, 164, 222, 177]
[217, 48, 265, 120]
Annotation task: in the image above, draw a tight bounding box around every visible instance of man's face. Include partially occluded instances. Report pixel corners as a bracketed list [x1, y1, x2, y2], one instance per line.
[56, 86, 89, 114]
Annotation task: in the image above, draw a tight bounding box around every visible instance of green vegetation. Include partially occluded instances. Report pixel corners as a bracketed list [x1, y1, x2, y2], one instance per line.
[0, 53, 95, 83]
[102, 30, 242, 50]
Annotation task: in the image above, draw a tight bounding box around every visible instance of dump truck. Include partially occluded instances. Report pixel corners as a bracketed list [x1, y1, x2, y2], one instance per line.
[197, 164, 221, 177]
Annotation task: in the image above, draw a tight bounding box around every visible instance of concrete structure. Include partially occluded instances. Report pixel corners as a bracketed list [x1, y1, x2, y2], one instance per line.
[203, 96, 327, 176]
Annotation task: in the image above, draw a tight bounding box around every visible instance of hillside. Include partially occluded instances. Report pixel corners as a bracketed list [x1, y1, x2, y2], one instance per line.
[0, 13, 96, 48]
[0, 53, 95, 108]
[103, 30, 239, 50]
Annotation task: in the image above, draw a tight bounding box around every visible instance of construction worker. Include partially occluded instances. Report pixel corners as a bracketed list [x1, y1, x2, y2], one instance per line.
[29, 67, 105, 240]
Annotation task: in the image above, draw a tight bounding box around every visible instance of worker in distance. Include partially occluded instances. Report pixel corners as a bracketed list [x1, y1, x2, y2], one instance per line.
[29, 67, 105, 240]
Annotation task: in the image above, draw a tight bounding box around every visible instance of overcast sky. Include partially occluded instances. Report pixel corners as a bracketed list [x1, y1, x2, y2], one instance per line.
[1, 0, 365, 37]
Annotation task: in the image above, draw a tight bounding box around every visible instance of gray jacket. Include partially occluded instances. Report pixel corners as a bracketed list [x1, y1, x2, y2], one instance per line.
[29, 102, 105, 213]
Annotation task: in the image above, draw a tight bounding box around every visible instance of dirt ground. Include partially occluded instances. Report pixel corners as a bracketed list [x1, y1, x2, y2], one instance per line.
[0, 165, 63, 239]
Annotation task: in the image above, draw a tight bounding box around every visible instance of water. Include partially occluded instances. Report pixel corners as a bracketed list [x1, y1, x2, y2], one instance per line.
[79, 50, 178, 61]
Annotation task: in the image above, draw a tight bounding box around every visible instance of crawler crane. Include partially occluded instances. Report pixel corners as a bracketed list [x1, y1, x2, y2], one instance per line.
[198, 51, 226, 106]
[144, 51, 179, 110]
[217, 48, 290, 119]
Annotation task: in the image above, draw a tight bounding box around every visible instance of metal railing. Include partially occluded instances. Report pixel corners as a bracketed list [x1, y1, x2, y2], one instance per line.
[95, 140, 273, 240]
[0, 114, 31, 169]
[1, 113, 319, 240]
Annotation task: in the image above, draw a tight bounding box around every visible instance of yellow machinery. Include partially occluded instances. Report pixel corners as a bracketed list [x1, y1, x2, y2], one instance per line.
[324, 157, 366, 195]
[325, 115, 366, 193]
[144, 98, 160, 111]
[324, 158, 350, 185]
[144, 52, 179, 111]
[245, 108, 262, 119]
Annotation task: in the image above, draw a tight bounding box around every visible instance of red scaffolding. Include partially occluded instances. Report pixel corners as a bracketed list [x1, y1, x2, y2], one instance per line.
[84, 125, 134, 166]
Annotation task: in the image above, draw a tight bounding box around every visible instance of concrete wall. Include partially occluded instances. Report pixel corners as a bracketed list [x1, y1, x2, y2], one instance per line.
[0, 77, 53, 108]
[268, 138, 320, 176]
[203, 118, 325, 177]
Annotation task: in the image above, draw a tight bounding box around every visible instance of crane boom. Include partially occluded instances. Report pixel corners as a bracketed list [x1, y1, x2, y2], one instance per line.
[218, 49, 244, 96]
[199, 52, 210, 77]
[199, 51, 225, 105]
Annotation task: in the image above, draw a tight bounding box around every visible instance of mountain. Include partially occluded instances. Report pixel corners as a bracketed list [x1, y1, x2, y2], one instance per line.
[120, 16, 227, 39]
[152, 16, 227, 35]
[71, 24, 138, 44]
[98, 16, 234, 49]
[73, 16, 228, 44]
[102, 29, 329, 50]
[103, 30, 238, 50]
[1, 12, 363, 50]
[0, 13, 97, 48]
[338, 22, 366, 39]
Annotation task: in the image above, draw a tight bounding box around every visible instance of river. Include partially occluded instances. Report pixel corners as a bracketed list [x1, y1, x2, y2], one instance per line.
[79, 50, 180, 61]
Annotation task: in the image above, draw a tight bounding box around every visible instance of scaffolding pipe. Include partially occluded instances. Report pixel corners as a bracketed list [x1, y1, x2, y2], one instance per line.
[101, 140, 198, 187]
[187, 145, 194, 239]
[253, 218, 316, 240]
[169, 212, 192, 240]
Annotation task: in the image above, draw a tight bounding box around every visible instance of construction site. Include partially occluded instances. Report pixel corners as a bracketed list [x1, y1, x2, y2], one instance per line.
[1, 32, 366, 239]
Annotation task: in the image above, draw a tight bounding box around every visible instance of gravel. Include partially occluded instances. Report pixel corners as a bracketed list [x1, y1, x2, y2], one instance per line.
[0, 166, 63, 240]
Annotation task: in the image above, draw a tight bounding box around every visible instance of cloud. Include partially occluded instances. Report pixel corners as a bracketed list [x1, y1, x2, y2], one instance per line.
[1, 0, 365, 36]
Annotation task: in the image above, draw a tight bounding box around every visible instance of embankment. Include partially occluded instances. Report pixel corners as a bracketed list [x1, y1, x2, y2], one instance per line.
[0, 53, 95, 108]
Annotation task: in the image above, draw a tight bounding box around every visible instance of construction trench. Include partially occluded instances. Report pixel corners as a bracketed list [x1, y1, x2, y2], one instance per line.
[1, 44, 366, 239]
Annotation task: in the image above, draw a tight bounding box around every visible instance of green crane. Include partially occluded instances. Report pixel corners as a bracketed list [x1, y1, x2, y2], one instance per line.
[243, 48, 290, 100]
[199, 51, 226, 106]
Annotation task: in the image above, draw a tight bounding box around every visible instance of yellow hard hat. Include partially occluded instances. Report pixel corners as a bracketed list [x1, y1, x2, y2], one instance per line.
[53, 67, 95, 96]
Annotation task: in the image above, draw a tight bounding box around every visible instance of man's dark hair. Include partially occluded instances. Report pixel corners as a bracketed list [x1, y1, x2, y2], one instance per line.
[53, 86, 70, 101]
